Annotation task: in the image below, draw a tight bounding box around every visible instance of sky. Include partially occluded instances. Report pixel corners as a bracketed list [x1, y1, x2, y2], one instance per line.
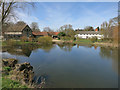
[15, 2, 118, 31]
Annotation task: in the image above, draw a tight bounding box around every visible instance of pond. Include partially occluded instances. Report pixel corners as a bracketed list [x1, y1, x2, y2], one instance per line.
[1, 44, 118, 88]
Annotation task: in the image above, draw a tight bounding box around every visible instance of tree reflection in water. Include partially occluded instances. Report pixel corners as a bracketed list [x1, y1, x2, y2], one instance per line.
[99, 47, 118, 75]
[2, 43, 55, 57]
[57, 43, 76, 52]
[2, 43, 119, 75]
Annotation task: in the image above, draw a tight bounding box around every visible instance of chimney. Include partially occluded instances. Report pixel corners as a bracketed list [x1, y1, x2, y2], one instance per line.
[95, 28, 98, 32]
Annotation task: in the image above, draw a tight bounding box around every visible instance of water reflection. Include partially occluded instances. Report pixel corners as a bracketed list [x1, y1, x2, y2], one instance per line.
[99, 47, 118, 75]
[2, 44, 119, 75]
[1, 44, 119, 88]
[76, 44, 93, 49]
[2, 44, 55, 57]
[57, 43, 76, 52]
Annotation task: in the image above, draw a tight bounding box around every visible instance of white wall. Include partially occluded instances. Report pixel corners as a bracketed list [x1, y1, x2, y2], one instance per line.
[4, 32, 22, 35]
[75, 34, 104, 39]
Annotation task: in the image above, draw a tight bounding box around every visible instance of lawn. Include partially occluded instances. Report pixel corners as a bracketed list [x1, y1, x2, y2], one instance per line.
[73, 39, 92, 44]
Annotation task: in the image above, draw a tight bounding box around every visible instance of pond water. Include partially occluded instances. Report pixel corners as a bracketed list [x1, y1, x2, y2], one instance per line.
[1, 44, 118, 88]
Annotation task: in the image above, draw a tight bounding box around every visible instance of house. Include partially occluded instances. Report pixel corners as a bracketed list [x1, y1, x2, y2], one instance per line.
[3, 24, 32, 40]
[32, 31, 60, 39]
[3, 23, 60, 40]
[75, 31, 104, 39]
[32, 32, 48, 38]
[48, 32, 60, 38]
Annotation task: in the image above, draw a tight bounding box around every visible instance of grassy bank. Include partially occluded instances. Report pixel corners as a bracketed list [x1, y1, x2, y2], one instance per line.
[2, 40, 36, 46]
[2, 38, 118, 48]
[73, 39, 92, 44]
[2, 66, 28, 89]
[2, 36, 52, 47]
[93, 42, 118, 48]
[2, 76, 27, 88]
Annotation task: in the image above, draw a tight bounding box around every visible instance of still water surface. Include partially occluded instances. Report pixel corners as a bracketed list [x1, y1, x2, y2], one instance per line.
[2, 44, 118, 88]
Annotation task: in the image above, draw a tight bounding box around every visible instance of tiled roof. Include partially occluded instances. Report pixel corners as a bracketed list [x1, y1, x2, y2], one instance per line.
[32, 32, 48, 36]
[77, 31, 101, 34]
[32, 32, 60, 36]
[48, 32, 60, 36]
[6, 24, 28, 32]
[54, 32, 60, 35]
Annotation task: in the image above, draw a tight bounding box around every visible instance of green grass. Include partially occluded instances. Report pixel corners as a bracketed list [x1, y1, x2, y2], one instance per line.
[3, 67, 11, 71]
[2, 40, 37, 46]
[2, 41, 7, 46]
[2, 77, 27, 88]
[73, 39, 92, 44]
[2, 66, 28, 89]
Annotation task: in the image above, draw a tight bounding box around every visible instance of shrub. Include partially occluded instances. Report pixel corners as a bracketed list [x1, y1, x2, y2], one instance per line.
[32, 38, 38, 42]
[58, 32, 66, 37]
[90, 37, 98, 43]
[102, 38, 113, 43]
[28, 37, 33, 42]
[6, 39, 18, 46]
[38, 36, 52, 44]
[3, 66, 11, 71]
[20, 36, 28, 42]
[61, 36, 75, 41]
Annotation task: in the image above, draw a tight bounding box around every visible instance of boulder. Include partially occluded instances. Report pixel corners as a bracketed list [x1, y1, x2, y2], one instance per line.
[11, 62, 34, 85]
[2, 58, 18, 67]
[2, 59, 35, 87]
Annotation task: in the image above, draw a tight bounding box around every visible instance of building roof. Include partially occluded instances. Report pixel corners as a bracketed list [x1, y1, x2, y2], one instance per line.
[77, 31, 101, 34]
[48, 32, 60, 36]
[32, 32, 48, 36]
[32, 32, 60, 36]
[54, 32, 60, 35]
[6, 24, 28, 32]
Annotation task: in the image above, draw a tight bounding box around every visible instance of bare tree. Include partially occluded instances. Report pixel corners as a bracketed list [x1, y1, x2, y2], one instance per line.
[1, 0, 35, 25]
[30, 22, 40, 32]
[16, 21, 26, 25]
[58, 24, 75, 39]
[2, 22, 14, 32]
[59, 24, 73, 32]
[101, 17, 118, 40]
[84, 26, 94, 31]
[43, 27, 54, 32]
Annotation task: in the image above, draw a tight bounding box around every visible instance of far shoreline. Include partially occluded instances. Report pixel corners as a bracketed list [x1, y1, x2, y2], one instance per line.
[1, 39, 118, 49]
[52, 39, 118, 48]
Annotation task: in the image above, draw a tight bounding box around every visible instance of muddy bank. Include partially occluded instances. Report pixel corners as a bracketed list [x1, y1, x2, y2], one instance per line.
[2, 58, 45, 88]
[93, 42, 118, 48]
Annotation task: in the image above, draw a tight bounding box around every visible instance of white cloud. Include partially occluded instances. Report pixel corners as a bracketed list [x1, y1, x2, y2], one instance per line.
[14, 10, 51, 31]
[12, 2, 117, 31]
[39, 3, 110, 30]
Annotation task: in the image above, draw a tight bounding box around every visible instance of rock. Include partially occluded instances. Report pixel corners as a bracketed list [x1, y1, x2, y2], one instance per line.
[2, 58, 18, 67]
[2, 58, 35, 87]
[15, 62, 33, 71]
[11, 62, 34, 85]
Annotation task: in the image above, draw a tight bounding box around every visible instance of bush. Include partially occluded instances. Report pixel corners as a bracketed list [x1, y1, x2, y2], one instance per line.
[102, 38, 113, 43]
[28, 37, 33, 42]
[61, 36, 75, 41]
[3, 66, 11, 71]
[6, 39, 18, 46]
[58, 32, 66, 37]
[38, 36, 52, 44]
[90, 37, 98, 43]
[20, 36, 28, 42]
[32, 38, 38, 42]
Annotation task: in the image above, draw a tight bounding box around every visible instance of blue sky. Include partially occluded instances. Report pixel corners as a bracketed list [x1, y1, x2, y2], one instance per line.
[16, 2, 118, 31]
